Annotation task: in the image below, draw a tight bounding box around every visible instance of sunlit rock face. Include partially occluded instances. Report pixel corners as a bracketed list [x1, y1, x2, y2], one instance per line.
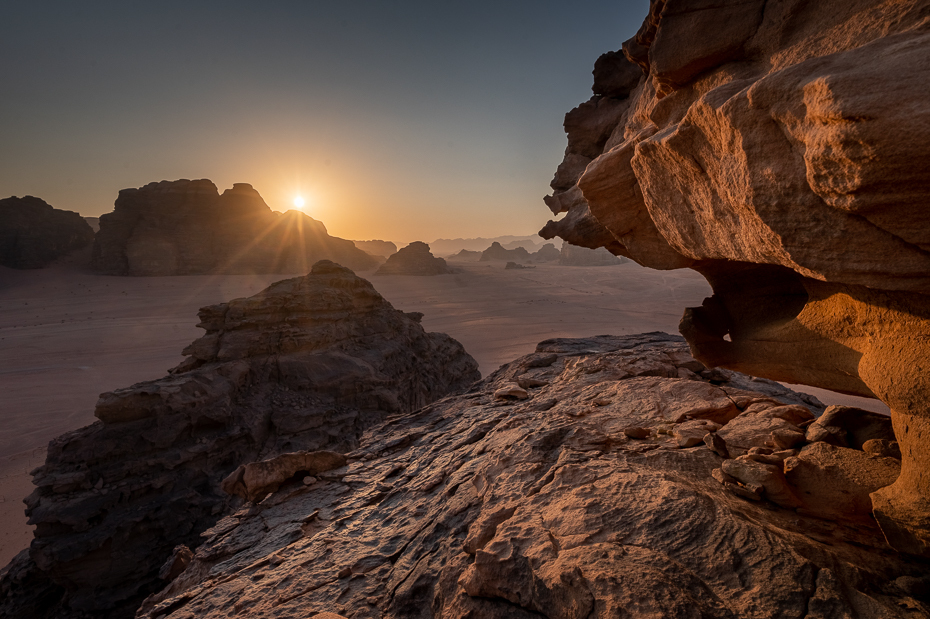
[0, 262, 478, 618]
[542, 0, 930, 554]
[92, 179, 377, 275]
[0, 196, 94, 268]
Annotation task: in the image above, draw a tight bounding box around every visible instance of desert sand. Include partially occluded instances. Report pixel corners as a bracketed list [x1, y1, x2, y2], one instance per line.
[0, 253, 887, 567]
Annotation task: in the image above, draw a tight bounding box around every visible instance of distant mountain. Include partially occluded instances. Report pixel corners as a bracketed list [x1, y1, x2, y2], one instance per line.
[92, 179, 377, 275]
[427, 235, 561, 257]
[352, 239, 397, 258]
[0, 196, 95, 269]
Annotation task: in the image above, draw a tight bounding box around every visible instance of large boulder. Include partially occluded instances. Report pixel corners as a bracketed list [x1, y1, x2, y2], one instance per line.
[0, 261, 478, 618]
[135, 334, 929, 619]
[541, 0, 930, 553]
[91, 179, 376, 275]
[0, 196, 94, 268]
[375, 241, 451, 275]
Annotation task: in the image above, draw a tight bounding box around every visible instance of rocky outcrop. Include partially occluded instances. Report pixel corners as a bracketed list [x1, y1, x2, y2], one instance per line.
[91, 180, 376, 275]
[479, 241, 532, 262]
[504, 261, 533, 270]
[375, 242, 451, 276]
[352, 240, 397, 259]
[0, 196, 94, 268]
[0, 261, 478, 618]
[558, 243, 625, 266]
[136, 333, 930, 619]
[530, 242, 561, 262]
[542, 0, 930, 552]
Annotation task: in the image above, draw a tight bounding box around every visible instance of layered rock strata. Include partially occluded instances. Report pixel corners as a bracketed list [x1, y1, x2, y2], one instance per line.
[0, 261, 478, 618]
[91, 180, 376, 275]
[375, 242, 451, 276]
[0, 196, 94, 268]
[542, 0, 930, 552]
[137, 334, 929, 619]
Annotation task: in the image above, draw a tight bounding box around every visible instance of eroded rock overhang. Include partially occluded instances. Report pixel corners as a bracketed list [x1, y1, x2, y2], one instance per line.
[541, 0, 930, 554]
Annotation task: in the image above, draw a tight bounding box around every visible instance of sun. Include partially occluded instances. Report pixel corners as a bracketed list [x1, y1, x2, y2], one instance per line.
[293, 195, 305, 209]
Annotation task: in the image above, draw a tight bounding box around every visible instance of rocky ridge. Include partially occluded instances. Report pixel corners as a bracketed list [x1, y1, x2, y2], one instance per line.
[375, 242, 451, 276]
[91, 179, 376, 275]
[559, 243, 625, 267]
[0, 196, 94, 269]
[0, 261, 478, 618]
[542, 0, 930, 552]
[135, 333, 930, 619]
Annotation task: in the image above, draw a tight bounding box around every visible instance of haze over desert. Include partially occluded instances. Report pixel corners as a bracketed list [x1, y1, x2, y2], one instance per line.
[3, 0, 930, 617]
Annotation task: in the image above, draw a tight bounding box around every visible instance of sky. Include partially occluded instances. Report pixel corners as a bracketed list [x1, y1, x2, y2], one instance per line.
[0, 1, 647, 245]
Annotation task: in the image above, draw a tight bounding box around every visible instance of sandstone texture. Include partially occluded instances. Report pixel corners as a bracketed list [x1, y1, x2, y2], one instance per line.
[352, 240, 397, 260]
[0, 196, 94, 269]
[132, 334, 930, 619]
[558, 243, 625, 267]
[479, 241, 532, 262]
[375, 242, 451, 276]
[0, 261, 478, 618]
[91, 180, 376, 275]
[542, 0, 930, 553]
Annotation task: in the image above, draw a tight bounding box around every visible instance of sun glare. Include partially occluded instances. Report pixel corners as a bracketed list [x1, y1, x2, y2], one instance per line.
[293, 195, 305, 209]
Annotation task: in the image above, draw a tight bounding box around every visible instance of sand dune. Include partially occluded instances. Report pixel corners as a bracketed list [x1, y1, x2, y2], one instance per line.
[0, 257, 887, 566]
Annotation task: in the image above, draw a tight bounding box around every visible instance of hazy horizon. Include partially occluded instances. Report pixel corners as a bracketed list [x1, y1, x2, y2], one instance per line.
[1, 0, 646, 244]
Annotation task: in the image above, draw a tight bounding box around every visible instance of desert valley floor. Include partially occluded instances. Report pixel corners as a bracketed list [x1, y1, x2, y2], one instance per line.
[0, 253, 889, 567]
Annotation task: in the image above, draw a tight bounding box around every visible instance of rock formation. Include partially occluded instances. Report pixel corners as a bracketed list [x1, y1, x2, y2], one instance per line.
[530, 242, 561, 262]
[446, 248, 482, 261]
[0, 196, 94, 269]
[91, 180, 376, 275]
[375, 241, 451, 276]
[479, 241, 532, 262]
[558, 243, 625, 266]
[352, 239, 397, 259]
[134, 334, 930, 618]
[0, 261, 478, 618]
[542, 0, 930, 553]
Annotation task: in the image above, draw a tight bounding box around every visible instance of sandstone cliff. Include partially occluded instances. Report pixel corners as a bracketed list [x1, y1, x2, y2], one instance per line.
[375, 242, 451, 276]
[91, 180, 376, 275]
[543, 0, 930, 553]
[0, 196, 94, 269]
[0, 261, 478, 618]
[135, 334, 929, 619]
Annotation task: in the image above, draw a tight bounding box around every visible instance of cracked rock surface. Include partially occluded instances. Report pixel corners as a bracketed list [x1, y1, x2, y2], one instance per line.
[139, 334, 929, 619]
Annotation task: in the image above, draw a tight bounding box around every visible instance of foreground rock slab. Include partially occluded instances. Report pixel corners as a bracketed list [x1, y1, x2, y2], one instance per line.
[0, 261, 478, 618]
[139, 334, 929, 619]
